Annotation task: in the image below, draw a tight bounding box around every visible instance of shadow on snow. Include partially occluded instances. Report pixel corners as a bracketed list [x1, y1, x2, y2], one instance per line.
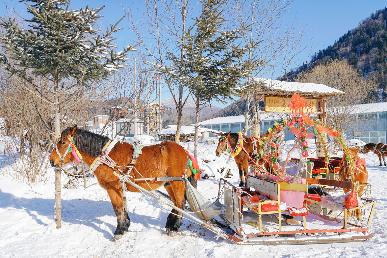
[0, 190, 168, 240]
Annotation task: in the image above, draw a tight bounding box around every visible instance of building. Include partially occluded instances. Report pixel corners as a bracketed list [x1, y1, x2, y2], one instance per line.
[200, 101, 387, 144]
[348, 102, 387, 143]
[200, 113, 285, 136]
[159, 125, 219, 142]
[113, 118, 144, 138]
[92, 115, 109, 130]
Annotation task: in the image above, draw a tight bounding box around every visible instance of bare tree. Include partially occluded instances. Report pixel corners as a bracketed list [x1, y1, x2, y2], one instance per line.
[0, 0, 131, 229]
[142, 0, 193, 143]
[234, 0, 301, 137]
[297, 59, 378, 132]
[0, 73, 94, 182]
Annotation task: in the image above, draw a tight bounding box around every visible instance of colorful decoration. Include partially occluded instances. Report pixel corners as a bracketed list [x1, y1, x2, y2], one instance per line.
[229, 132, 244, 158]
[254, 93, 355, 180]
[68, 137, 83, 163]
[185, 150, 201, 180]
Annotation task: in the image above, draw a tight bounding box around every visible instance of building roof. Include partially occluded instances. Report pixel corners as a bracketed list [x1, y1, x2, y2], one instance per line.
[199, 112, 285, 125]
[239, 78, 344, 97]
[350, 102, 387, 114]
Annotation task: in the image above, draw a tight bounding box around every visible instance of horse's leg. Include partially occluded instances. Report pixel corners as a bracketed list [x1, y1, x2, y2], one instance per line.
[376, 151, 383, 166]
[106, 186, 131, 238]
[242, 159, 249, 187]
[238, 167, 245, 187]
[164, 181, 186, 234]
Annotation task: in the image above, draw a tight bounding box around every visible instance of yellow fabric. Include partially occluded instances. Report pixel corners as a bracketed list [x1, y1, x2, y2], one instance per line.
[231, 132, 244, 158]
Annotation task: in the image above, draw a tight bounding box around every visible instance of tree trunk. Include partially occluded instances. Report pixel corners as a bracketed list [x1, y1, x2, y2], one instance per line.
[54, 87, 62, 229]
[194, 96, 200, 158]
[175, 0, 187, 144]
[244, 95, 250, 134]
[175, 106, 183, 143]
[251, 98, 260, 137]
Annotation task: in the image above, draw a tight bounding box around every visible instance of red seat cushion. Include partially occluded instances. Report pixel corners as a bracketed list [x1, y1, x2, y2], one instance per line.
[304, 194, 321, 202]
[250, 195, 260, 203]
[261, 202, 279, 212]
[288, 207, 308, 217]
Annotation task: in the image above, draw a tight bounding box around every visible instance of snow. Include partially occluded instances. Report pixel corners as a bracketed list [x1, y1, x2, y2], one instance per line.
[248, 78, 344, 96]
[0, 140, 387, 257]
[350, 102, 387, 114]
[159, 125, 215, 135]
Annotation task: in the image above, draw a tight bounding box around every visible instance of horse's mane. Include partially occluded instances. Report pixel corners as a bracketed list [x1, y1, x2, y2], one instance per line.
[64, 128, 110, 157]
[228, 133, 240, 141]
[364, 142, 377, 149]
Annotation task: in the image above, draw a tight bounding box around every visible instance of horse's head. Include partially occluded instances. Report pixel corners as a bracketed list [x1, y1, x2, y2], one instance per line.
[49, 125, 78, 167]
[360, 143, 375, 154]
[215, 133, 229, 157]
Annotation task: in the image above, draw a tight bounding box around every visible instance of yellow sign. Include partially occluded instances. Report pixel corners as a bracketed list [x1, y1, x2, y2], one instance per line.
[264, 96, 318, 113]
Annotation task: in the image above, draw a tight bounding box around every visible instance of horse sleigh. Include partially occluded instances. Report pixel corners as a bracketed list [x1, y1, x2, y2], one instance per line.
[50, 125, 375, 245]
[210, 117, 376, 244]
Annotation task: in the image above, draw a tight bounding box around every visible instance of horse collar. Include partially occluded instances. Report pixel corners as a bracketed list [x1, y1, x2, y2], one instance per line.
[228, 132, 244, 158]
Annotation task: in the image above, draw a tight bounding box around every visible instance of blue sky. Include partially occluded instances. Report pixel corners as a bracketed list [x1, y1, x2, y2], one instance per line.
[0, 0, 385, 104]
[1, 0, 385, 73]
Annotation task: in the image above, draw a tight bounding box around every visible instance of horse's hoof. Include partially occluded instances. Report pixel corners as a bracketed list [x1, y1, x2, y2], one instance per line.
[112, 234, 124, 241]
[166, 228, 178, 236]
[165, 228, 179, 236]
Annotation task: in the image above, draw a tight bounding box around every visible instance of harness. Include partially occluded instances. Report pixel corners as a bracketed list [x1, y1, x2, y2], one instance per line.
[223, 132, 244, 158]
[55, 137, 193, 189]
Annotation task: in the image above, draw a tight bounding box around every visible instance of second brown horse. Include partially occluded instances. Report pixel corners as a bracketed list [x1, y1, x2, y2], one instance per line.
[215, 133, 259, 186]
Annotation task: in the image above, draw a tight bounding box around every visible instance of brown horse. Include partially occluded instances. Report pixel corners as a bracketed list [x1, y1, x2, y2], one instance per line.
[215, 133, 258, 186]
[49, 126, 194, 239]
[340, 147, 368, 196]
[362, 142, 387, 166]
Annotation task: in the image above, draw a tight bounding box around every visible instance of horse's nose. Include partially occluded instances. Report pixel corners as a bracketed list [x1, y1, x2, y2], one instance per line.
[50, 160, 55, 167]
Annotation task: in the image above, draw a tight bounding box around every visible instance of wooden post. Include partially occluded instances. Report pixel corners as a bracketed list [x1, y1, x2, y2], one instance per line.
[317, 98, 328, 158]
[251, 94, 261, 137]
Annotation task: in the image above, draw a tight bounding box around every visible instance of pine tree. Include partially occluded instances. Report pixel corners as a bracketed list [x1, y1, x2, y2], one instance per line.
[170, 0, 256, 157]
[0, 0, 132, 228]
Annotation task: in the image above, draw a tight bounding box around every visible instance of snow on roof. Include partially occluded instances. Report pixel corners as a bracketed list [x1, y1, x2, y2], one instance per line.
[350, 102, 387, 114]
[160, 125, 197, 135]
[200, 113, 285, 125]
[159, 125, 219, 135]
[243, 78, 344, 96]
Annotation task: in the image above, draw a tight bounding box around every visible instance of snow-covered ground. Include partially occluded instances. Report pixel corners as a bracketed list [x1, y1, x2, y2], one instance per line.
[0, 140, 386, 257]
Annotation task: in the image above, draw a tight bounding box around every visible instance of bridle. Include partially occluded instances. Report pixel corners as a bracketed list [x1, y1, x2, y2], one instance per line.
[55, 136, 83, 164]
[218, 132, 244, 158]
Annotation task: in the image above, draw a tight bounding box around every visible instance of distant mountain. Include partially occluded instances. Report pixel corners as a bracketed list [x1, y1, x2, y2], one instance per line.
[161, 103, 221, 126]
[284, 8, 387, 100]
[215, 7, 387, 118]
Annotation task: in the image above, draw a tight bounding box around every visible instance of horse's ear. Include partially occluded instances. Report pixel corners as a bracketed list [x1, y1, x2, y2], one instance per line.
[69, 125, 77, 136]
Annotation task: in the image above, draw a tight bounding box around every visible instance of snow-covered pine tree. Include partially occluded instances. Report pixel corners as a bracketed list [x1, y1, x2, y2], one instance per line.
[172, 0, 256, 157]
[0, 0, 132, 229]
